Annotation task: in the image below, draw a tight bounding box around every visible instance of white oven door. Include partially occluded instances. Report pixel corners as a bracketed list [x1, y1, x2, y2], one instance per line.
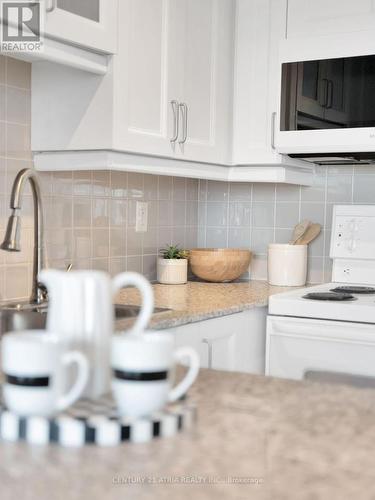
[266, 315, 375, 380]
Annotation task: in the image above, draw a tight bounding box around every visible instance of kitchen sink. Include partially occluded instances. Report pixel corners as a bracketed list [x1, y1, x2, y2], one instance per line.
[0, 303, 170, 337]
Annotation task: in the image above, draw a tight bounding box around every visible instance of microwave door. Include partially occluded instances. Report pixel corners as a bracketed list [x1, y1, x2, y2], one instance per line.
[278, 55, 375, 155]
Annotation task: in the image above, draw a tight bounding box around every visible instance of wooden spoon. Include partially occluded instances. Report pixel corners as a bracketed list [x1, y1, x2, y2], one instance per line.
[295, 223, 321, 245]
[289, 220, 311, 245]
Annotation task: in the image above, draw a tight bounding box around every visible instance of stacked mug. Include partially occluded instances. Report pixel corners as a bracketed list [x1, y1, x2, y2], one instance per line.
[1, 271, 200, 419]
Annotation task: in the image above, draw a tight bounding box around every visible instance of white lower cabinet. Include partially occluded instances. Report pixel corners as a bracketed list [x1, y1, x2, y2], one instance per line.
[170, 307, 267, 374]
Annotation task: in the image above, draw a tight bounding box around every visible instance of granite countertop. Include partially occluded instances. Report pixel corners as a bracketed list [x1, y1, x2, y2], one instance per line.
[114, 280, 295, 331]
[2, 369, 375, 500]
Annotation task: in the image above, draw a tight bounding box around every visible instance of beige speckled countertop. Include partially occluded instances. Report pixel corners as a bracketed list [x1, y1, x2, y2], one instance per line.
[2, 369, 375, 500]
[114, 280, 295, 331]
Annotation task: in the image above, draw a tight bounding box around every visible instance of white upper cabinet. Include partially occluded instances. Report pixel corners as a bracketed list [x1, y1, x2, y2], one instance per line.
[2, 0, 118, 74]
[174, 0, 234, 164]
[44, 0, 118, 53]
[113, 0, 183, 159]
[33, 0, 234, 163]
[114, 0, 233, 164]
[287, 0, 375, 39]
[231, 0, 306, 168]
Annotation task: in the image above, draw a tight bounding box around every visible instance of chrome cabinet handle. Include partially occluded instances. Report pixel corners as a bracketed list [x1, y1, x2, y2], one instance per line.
[170, 100, 179, 143]
[271, 111, 276, 150]
[46, 0, 57, 13]
[178, 102, 188, 144]
[202, 339, 212, 369]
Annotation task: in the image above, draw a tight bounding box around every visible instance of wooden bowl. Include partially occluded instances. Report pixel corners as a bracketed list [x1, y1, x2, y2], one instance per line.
[189, 248, 252, 283]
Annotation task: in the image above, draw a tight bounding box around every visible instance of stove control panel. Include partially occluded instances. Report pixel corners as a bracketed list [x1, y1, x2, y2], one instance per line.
[330, 205, 375, 260]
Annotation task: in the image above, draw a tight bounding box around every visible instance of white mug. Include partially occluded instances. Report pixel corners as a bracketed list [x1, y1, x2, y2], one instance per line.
[111, 332, 200, 418]
[1, 331, 89, 417]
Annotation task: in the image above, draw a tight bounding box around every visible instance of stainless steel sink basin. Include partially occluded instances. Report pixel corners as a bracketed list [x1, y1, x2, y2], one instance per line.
[0, 303, 169, 337]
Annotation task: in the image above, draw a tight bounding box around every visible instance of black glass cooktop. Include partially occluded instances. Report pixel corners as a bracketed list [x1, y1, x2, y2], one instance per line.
[302, 292, 357, 301]
[330, 286, 375, 294]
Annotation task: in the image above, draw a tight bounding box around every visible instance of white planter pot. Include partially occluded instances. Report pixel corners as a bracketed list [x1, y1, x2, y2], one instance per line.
[157, 258, 188, 285]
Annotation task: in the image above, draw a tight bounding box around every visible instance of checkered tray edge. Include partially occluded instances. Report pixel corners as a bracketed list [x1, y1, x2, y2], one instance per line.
[0, 394, 197, 447]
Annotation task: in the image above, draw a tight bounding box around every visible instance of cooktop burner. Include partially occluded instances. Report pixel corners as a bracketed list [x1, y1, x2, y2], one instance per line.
[330, 286, 375, 294]
[302, 292, 357, 301]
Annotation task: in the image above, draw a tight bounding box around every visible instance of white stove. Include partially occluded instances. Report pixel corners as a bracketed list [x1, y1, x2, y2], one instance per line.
[266, 205, 375, 381]
[269, 282, 375, 323]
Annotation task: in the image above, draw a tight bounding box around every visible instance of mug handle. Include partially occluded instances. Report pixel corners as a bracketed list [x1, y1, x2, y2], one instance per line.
[57, 351, 90, 412]
[112, 272, 154, 334]
[168, 347, 200, 402]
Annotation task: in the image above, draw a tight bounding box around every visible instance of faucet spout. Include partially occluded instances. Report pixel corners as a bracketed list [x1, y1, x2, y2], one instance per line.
[1, 168, 47, 304]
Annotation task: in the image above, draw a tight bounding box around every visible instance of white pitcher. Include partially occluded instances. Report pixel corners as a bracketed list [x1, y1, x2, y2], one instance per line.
[39, 270, 154, 399]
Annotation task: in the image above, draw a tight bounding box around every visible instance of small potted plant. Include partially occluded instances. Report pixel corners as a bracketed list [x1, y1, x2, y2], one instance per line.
[157, 244, 189, 284]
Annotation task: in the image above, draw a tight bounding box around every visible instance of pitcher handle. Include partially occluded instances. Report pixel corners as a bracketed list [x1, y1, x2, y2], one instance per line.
[112, 272, 154, 334]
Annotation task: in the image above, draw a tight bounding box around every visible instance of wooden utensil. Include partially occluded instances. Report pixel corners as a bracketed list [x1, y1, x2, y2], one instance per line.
[295, 223, 321, 245]
[289, 220, 311, 245]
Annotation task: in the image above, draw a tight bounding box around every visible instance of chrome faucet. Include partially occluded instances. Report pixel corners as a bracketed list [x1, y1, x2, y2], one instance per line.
[1, 168, 47, 305]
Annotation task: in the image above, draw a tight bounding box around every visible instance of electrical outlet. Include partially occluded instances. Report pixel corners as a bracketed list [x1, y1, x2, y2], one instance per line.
[135, 201, 148, 232]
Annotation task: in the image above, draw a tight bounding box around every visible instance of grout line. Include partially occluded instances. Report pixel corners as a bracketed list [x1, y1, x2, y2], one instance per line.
[322, 167, 329, 281]
[204, 181, 208, 247]
[249, 183, 253, 247]
[226, 182, 230, 248]
[272, 184, 277, 243]
[351, 165, 355, 204]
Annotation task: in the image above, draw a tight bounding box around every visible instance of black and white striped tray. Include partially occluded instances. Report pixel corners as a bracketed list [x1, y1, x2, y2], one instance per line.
[0, 395, 196, 447]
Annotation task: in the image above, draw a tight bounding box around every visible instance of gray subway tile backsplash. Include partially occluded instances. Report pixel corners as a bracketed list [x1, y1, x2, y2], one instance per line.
[198, 165, 375, 283]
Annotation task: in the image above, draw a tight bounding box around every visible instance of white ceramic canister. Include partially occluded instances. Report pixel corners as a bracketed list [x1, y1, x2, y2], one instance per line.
[267, 244, 307, 286]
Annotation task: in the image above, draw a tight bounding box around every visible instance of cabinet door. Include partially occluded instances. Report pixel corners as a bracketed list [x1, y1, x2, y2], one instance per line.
[44, 0, 118, 53]
[287, 0, 375, 39]
[176, 0, 233, 164]
[202, 333, 237, 371]
[233, 0, 291, 165]
[114, 0, 183, 158]
[173, 308, 267, 374]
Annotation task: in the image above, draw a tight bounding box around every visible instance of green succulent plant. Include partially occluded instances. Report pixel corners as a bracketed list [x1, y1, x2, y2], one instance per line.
[160, 244, 189, 260]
